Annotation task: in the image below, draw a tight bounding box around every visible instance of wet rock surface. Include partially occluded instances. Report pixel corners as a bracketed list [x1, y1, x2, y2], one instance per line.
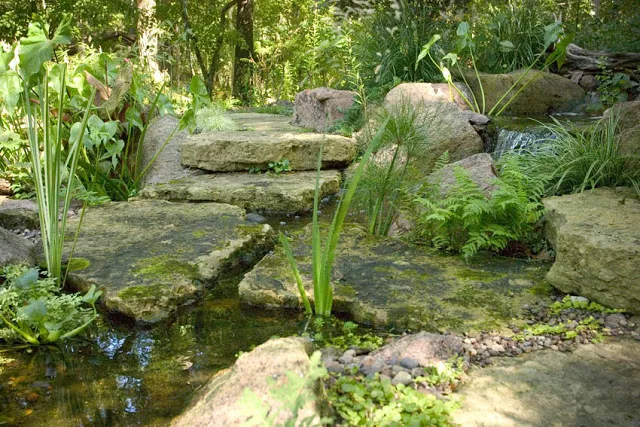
[137, 170, 342, 214]
[0, 226, 35, 268]
[240, 224, 551, 331]
[64, 200, 275, 323]
[0, 196, 39, 230]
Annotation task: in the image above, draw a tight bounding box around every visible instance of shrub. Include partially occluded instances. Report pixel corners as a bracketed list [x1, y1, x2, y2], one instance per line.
[516, 112, 640, 196]
[195, 105, 238, 132]
[414, 155, 546, 259]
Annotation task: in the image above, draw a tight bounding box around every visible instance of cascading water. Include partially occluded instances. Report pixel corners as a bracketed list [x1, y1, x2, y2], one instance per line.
[493, 127, 553, 159]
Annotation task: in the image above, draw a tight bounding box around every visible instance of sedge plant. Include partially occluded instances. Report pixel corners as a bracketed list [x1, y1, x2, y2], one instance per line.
[279, 118, 390, 317]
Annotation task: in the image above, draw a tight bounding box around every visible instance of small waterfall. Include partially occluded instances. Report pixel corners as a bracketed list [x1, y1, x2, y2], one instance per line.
[493, 127, 552, 159]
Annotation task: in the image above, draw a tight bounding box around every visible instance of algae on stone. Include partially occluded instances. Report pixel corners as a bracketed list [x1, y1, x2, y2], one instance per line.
[63, 200, 275, 323]
[239, 224, 551, 332]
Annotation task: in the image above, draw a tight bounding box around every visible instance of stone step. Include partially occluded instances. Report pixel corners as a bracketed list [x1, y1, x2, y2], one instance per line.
[137, 170, 341, 214]
[63, 200, 274, 324]
[181, 114, 356, 172]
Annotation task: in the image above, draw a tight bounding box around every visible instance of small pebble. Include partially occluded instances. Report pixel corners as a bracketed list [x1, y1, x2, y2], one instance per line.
[391, 371, 413, 386]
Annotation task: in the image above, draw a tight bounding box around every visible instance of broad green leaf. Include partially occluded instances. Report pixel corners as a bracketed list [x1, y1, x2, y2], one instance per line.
[543, 21, 563, 50]
[457, 22, 470, 37]
[0, 70, 22, 114]
[18, 14, 72, 77]
[416, 34, 442, 69]
[499, 40, 515, 52]
[13, 268, 40, 289]
[17, 299, 47, 323]
[441, 66, 452, 82]
[125, 107, 144, 131]
[442, 53, 458, 66]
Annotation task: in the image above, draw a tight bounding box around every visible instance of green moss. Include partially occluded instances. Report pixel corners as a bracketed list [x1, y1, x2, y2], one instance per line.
[66, 257, 91, 272]
[192, 230, 207, 239]
[132, 255, 198, 281]
[337, 285, 357, 297]
[528, 280, 554, 296]
[118, 284, 166, 301]
[454, 268, 505, 282]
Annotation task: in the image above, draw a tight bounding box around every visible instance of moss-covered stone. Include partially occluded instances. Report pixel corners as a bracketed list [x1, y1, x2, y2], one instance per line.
[239, 224, 551, 332]
[64, 200, 275, 324]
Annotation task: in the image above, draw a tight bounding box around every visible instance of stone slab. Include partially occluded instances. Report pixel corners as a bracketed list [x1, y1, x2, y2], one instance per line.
[454, 338, 640, 426]
[543, 188, 640, 313]
[0, 227, 35, 268]
[239, 224, 551, 332]
[136, 170, 342, 214]
[64, 200, 274, 323]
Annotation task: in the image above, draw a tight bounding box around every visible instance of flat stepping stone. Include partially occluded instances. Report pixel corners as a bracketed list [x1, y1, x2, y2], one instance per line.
[453, 338, 640, 426]
[136, 171, 341, 214]
[64, 200, 274, 324]
[239, 225, 551, 331]
[181, 114, 356, 172]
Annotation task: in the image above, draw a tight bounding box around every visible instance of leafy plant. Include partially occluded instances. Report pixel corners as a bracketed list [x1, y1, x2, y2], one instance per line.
[307, 318, 384, 351]
[279, 118, 390, 317]
[516, 112, 640, 196]
[596, 58, 638, 108]
[328, 374, 459, 426]
[414, 155, 546, 259]
[415, 357, 465, 390]
[240, 350, 331, 426]
[0, 265, 102, 346]
[550, 295, 624, 316]
[268, 159, 292, 175]
[416, 20, 571, 116]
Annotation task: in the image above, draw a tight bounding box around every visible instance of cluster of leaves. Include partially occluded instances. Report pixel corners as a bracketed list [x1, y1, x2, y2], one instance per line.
[549, 295, 624, 316]
[513, 316, 605, 342]
[414, 155, 546, 259]
[514, 112, 640, 196]
[0, 265, 101, 346]
[595, 58, 639, 109]
[328, 374, 459, 426]
[247, 158, 292, 176]
[308, 318, 384, 352]
[415, 357, 465, 390]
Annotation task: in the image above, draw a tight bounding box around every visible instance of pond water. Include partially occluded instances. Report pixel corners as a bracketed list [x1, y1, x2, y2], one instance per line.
[0, 276, 309, 426]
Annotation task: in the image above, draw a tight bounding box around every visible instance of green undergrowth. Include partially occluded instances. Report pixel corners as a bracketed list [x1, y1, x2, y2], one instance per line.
[328, 374, 459, 426]
[550, 295, 624, 315]
[306, 318, 385, 352]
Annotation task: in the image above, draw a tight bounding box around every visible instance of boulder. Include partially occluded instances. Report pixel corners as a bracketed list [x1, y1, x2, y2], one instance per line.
[370, 332, 463, 367]
[292, 87, 356, 131]
[465, 70, 586, 116]
[181, 130, 356, 172]
[603, 100, 640, 156]
[384, 82, 473, 110]
[0, 196, 39, 230]
[454, 338, 640, 426]
[141, 115, 202, 186]
[0, 227, 35, 268]
[543, 188, 640, 313]
[429, 153, 499, 197]
[383, 99, 483, 169]
[239, 224, 551, 332]
[64, 200, 275, 323]
[0, 178, 12, 195]
[137, 171, 341, 214]
[172, 337, 326, 427]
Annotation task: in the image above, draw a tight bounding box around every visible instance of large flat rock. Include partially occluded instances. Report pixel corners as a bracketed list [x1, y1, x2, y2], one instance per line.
[64, 200, 274, 323]
[543, 188, 640, 313]
[136, 170, 341, 214]
[181, 116, 357, 172]
[0, 227, 35, 268]
[454, 338, 640, 426]
[239, 225, 551, 332]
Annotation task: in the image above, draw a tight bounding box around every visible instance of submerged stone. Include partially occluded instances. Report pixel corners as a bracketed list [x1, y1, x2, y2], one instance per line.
[239, 224, 551, 332]
[64, 200, 274, 323]
[136, 170, 341, 214]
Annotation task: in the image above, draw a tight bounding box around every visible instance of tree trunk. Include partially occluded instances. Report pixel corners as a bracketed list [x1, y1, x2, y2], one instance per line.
[563, 43, 640, 73]
[137, 0, 163, 82]
[232, 0, 254, 105]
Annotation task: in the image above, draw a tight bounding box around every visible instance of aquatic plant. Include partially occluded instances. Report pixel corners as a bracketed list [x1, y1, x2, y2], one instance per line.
[0, 265, 101, 346]
[416, 21, 571, 116]
[279, 118, 389, 317]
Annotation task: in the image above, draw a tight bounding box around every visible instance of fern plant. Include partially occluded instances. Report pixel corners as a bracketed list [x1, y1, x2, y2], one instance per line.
[414, 155, 546, 259]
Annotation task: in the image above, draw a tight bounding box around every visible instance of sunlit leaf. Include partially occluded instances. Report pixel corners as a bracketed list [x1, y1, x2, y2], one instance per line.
[18, 14, 72, 77]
